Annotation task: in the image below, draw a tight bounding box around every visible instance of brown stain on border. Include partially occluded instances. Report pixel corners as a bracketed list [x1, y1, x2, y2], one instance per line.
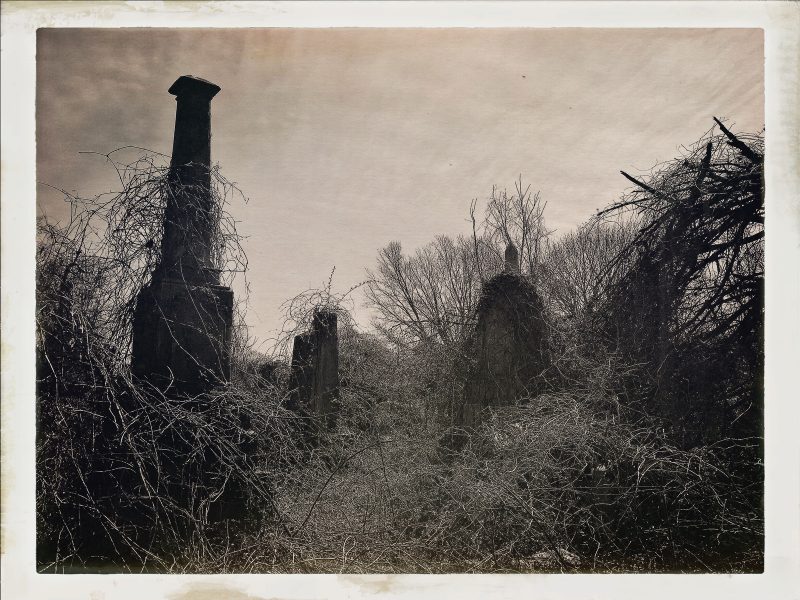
[168, 581, 313, 600]
[337, 574, 399, 595]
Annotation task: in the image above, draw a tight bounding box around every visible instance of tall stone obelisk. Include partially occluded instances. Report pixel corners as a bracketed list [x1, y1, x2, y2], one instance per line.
[131, 75, 233, 392]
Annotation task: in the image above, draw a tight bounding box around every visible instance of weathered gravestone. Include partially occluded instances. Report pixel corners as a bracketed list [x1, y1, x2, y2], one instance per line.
[288, 332, 314, 412]
[460, 243, 548, 427]
[289, 310, 340, 426]
[131, 75, 233, 393]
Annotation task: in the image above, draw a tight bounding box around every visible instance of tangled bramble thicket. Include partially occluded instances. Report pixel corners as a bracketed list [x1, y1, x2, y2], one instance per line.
[36, 148, 298, 572]
[37, 121, 763, 573]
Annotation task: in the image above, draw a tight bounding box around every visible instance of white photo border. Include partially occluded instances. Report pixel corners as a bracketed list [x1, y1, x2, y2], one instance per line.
[2, 2, 798, 599]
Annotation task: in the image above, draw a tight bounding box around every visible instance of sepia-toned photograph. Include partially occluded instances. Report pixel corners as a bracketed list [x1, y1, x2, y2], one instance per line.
[31, 25, 768, 575]
[5, 0, 800, 597]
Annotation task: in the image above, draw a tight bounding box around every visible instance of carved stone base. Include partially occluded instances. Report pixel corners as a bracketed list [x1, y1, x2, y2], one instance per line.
[131, 277, 233, 393]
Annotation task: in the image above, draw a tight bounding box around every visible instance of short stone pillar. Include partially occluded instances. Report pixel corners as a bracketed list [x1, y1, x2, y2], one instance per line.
[460, 244, 548, 427]
[131, 75, 233, 393]
[288, 332, 314, 412]
[289, 310, 340, 425]
[310, 311, 339, 419]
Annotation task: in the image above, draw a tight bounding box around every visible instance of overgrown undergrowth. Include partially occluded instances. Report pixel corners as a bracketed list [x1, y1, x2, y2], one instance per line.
[36, 122, 764, 573]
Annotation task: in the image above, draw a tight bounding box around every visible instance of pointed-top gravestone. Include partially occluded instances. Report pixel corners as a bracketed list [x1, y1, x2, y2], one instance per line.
[460, 245, 548, 428]
[504, 242, 520, 274]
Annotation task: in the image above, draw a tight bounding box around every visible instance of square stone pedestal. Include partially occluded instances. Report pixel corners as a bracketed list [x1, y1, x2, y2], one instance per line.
[131, 277, 233, 393]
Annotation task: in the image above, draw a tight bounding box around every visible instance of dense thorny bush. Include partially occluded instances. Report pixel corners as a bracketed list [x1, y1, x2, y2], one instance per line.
[428, 395, 762, 572]
[37, 364, 305, 572]
[35, 150, 297, 572]
[596, 120, 764, 446]
[252, 373, 761, 573]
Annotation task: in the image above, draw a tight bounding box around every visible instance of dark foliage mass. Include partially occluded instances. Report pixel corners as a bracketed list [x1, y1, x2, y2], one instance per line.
[36, 121, 763, 573]
[598, 120, 764, 447]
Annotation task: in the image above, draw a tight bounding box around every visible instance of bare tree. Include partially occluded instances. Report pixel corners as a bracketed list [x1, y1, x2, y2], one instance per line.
[365, 236, 483, 347]
[367, 179, 551, 348]
[539, 217, 640, 323]
[470, 177, 551, 280]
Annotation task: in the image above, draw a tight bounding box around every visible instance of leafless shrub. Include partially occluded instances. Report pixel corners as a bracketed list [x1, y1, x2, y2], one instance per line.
[37, 375, 305, 572]
[35, 149, 302, 572]
[38, 148, 248, 365]
[237, 370, 761, 573]
[596, 119, 764, 445]
[539, 217, 640, 325]
[268, 267, 364, 361]
[429, 393, 763, 572]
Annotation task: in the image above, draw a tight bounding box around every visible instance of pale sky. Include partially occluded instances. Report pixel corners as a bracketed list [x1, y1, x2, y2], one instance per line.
[36, 28, 764, 346]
